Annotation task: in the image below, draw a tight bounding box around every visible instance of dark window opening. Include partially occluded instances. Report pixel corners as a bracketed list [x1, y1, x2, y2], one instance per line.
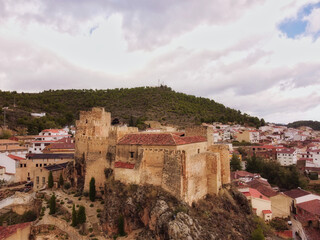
[130, 152, 134, 158]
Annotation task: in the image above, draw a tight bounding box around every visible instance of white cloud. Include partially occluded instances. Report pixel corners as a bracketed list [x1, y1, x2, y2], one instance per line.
[304, 7, 320, 34]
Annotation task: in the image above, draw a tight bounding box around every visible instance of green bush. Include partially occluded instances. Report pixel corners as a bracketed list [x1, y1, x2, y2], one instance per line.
[64, 182, 71, 189]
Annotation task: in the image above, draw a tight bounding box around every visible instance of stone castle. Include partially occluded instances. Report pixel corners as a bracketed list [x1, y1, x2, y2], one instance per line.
[75, 107, 230, 205]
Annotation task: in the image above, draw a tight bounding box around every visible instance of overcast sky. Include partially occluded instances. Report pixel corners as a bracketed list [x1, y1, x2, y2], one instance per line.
[1, 0, 320, 124]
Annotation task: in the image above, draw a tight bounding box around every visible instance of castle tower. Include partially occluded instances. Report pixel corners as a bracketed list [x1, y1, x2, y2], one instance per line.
[75, 107, 111, 191]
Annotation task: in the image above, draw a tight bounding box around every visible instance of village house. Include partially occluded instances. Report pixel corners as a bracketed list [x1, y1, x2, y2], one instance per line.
[16, 153, 74, 182]
[277, 148, 297, 166]
[0, 139, 27, 155]
[28, 129, 71, 154]
[0, 153, 25, 182]
[235, 130, 260, 143]
[33, 162, 68, 190]
[238, 187, 272, 221]
[296, 199, 320, 228]
[75, 107, 231, 206]
[284, 188, 320, 214]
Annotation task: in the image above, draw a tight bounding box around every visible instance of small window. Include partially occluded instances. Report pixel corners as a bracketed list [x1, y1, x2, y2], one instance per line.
[36, 176, 39, 184]
[36, 164, 38, 167]
[198, 149, 200, 154]
[40, 164, 42, 167]
[20, 164, 23, 168]
[130, 152, 134, 158]
[42, 177, 45, 184]
[24, 164, 26, 167]
[28, 172, 30, 177]
[44, 164, 47, 166]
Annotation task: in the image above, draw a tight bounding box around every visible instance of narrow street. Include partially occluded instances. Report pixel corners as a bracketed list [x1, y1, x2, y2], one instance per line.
[291, 217, 308, 240]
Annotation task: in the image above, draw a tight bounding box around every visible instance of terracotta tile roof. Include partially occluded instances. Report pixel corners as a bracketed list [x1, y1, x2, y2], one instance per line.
[276, 230, 293, 239]
[242, 188, 270, 201]
[0, 222, 31, 240]
[117, 133, 206, 146]
[232, 170, 255, 178]
[114, 162, 135, 169]
[249, 184, 277, 198]
[277, 148, 296, 154]
[247, 178, 271, 188]
[284, 189, 310, 199]
[8, 154, 25, 161]
[46, 143, 75, 150]
[262, 210, 272, 214]
[297, 199, 320, 216]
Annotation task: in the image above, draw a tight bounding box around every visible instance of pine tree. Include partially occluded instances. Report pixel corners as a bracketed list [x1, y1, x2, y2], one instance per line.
[48, 171, 54, 188]
[89, 177, 96, 202]
[71, 204, 77, 227]
[59, 173, 64, 188]
[77, 205, 86, 224]
[49, 194, 56, 215]
[230, 154, 242, 171]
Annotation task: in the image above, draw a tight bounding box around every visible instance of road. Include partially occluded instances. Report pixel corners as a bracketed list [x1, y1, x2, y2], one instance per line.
[291, 216, 308, 240]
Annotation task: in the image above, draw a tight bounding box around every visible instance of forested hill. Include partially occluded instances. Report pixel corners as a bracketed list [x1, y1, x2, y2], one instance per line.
[287, 120, 320, 131]
[0, 86, 265, 134]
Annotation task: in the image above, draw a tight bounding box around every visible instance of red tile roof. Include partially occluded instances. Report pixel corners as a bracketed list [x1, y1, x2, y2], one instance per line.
[242, 188, 270, 201]
[276, 230, 293, 239]
[262, 210, 272, 214]
[232, 170, 255, 178]
[284, 189, 310, 199]
[117, 133, 206, 146]
[277, 148, 296, 154]
[114, 162, 135, 169]
[249, 184, 277, 198]
[0, 222, 31, 240]
[297, 199, 320, 216]
[8, 154, 25, 161]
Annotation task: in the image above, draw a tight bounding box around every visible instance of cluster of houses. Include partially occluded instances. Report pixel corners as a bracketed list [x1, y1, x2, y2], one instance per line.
[233, 170, 320, 238]
[0, 128, 75, 190]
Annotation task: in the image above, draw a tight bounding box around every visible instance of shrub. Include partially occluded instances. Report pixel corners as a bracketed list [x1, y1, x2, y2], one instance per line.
[96, 209, 101, 213]
[64, 182, 71, 190]
[71, 204, 77, 227]
[90, 204, 94, 207]
[83, 191, 89, 197]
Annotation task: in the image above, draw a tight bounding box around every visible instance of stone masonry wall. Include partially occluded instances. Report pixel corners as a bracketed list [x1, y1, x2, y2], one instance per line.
[208, 144, 230, 185]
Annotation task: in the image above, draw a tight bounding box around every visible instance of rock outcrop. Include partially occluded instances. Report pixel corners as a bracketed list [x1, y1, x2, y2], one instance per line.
[101, 180, 257, 239]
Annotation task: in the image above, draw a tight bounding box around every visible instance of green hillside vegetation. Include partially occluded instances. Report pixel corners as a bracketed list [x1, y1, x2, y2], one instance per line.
[0, 86, 265, 134]
[287, 120, 320, 131]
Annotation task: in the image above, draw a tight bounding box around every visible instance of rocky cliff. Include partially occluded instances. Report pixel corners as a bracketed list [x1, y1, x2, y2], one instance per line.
[100, 180, 257, 240]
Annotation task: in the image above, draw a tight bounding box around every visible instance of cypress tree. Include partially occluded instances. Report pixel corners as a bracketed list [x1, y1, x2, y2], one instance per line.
[77, 205, 86, 224]
[89, 177, 96, 202]
[71, 204, 77, 227]
[59, 173, 64, 188]
[49, 194, 56, 215]
[48, 171, 54, 188]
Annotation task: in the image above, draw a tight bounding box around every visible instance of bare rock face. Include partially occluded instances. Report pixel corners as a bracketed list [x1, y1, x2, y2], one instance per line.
[101, 182, 258, 240]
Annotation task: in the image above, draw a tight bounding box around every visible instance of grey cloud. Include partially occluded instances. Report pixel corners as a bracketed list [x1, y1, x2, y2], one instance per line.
[0, 37, 124, 92]
[1, 0, 264, 50]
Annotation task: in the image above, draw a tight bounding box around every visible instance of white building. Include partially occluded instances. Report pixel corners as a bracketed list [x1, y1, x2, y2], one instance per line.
[0, 153, 25, 182]
[277, 148, 297, 166]
[28, 129, 71, 154]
